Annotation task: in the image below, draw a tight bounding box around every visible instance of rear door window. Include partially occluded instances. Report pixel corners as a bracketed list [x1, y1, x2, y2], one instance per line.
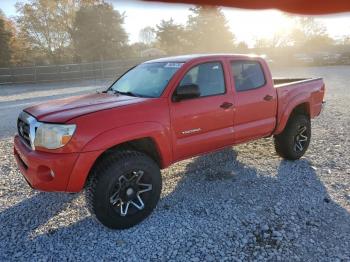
[230, 61, 266, 92]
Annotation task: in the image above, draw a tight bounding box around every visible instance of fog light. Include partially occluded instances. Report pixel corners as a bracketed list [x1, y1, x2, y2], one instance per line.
[37, 166, 54, 182]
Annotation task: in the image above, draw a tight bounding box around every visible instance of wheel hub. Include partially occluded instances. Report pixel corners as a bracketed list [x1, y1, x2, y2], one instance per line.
[109, 170, 153, 216]
[123, 187, 136, 201]
[126, 187, 134, 196]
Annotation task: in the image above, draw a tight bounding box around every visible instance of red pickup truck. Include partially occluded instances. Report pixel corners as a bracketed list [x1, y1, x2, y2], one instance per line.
[14, 54, 325, 229]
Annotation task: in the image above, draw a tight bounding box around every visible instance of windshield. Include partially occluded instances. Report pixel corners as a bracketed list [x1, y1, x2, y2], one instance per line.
[109, 62, 184, 97]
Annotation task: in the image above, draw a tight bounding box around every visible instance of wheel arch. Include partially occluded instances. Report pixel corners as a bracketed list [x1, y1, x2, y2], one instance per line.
[92, 137, 163, 168]
[290, 103, 311, 118]
[66, 122, 172, 192]
[275, 101, 311, 135]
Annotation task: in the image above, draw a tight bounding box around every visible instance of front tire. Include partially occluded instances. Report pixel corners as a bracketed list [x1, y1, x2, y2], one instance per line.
[274, 114, 311, 160]
[85, 150, 162, 229]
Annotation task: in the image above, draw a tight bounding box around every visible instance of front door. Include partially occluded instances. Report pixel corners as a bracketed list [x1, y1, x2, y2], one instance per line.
[170, 61, 234, 161]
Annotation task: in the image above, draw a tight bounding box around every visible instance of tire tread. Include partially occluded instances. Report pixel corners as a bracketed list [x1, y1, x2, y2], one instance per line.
[85, 150, 160, 228]
[274, 114, 311, 160]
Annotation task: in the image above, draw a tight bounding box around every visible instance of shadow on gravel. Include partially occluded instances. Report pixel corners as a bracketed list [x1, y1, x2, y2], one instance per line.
[158, 148, 350, 258]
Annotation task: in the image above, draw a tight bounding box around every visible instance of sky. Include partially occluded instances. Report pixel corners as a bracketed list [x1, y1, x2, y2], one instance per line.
[1, 0, 350, 46]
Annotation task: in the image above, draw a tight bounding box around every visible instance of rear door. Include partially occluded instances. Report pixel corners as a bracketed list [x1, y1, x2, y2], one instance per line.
[170, 60, 234, 161]
[229, 59, 277, 142]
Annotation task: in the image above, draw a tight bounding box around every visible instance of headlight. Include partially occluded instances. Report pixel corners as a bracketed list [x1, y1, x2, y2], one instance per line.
[34, 123, 76, 149]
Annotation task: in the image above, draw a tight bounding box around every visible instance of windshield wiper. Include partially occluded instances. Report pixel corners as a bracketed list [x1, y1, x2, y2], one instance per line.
[113, 90, 141, 97]
[113, 90, 154, 98]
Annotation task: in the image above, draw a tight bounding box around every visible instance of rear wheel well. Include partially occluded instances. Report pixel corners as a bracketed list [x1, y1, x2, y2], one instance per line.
[277, 103, 310, 135]
[290, 103, 310, 118]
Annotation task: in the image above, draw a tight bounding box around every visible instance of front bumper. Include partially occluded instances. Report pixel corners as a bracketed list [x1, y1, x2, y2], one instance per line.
[14, 135, 103, 192]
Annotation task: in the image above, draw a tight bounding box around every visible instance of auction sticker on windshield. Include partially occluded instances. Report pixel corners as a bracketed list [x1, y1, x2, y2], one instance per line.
[164, 62, 184, 68]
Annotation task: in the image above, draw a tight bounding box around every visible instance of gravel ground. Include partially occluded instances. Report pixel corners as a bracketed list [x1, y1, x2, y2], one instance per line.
[0, 66, 349, 261]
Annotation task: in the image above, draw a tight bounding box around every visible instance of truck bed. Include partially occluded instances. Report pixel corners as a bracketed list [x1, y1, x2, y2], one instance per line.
[273, 78, 322, 87]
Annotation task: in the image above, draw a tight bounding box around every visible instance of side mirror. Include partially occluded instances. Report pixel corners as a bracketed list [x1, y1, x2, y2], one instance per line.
[173, 84, 200, 102]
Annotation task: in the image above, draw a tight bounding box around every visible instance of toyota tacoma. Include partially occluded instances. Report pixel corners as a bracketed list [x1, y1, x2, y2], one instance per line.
[14, 54, 325, 229]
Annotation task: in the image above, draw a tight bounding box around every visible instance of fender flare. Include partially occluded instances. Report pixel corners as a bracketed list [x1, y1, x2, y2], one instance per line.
[66, 122, 172, 192]
[274, 92, 310, 135]
[82, 121, 172, 167]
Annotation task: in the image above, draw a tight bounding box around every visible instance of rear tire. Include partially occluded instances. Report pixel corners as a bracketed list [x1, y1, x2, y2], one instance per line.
[274, 114, 311, 160]
[85, 150, 162, 229]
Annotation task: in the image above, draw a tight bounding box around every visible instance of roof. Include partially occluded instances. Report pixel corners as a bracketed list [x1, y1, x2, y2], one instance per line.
[144, 54, 259, 63]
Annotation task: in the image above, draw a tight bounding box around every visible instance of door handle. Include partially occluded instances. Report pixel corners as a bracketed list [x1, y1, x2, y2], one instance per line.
[263, 95, 273, 101]
[220, 102, 233, 109]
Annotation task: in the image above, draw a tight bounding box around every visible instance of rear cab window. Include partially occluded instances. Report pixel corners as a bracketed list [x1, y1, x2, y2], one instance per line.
[230, 61, 266, 92]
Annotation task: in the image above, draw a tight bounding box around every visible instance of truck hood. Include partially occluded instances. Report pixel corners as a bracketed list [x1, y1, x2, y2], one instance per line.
[25, 93, 148, 123]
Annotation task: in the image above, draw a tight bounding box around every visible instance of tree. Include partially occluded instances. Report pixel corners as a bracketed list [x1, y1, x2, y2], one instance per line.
[298, 17, 327, 38]
[155, 19, 189, 55]
[0, 14, 12, 67]
[186, 6, 235, 52]
[254, 30, 291, 49]
[340, 35, 350, 46]
[139, 26, 156, 46]
[72, 3, 128, 61]
[290, 17, 333, 50]
[129, 42, 149, 57]
[236, 41, 248, 51]
[5, 18, 30, 66]
[254, 38, 271, 49]
[16, 0, 71, 64]
[15, 0, 100, 64]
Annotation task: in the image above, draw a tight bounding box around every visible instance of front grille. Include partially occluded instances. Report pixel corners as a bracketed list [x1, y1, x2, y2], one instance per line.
[17, 111, 39, 149]
[17, 117, 31, 147]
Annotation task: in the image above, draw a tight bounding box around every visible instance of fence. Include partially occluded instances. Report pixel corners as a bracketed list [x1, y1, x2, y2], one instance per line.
[0, 58, 150, 85]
